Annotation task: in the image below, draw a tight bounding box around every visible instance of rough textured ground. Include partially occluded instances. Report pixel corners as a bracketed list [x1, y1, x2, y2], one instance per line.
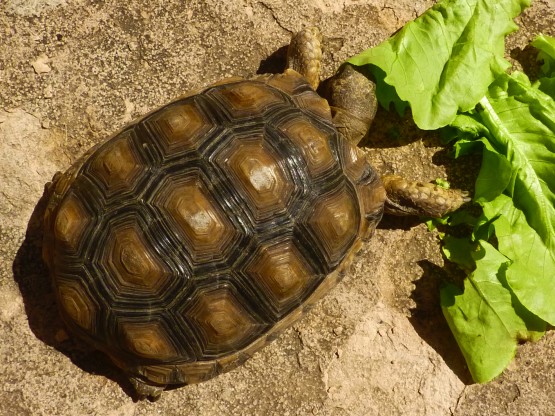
[1, 1, 554, 415]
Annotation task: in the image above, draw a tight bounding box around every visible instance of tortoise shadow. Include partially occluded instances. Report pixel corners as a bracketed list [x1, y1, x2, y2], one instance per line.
[408, 260, 473, 384]
[256, 45, 288, 75]
[12, 185, 139, 400]
[377, 212, 475, 383]
[377, 214, 421, 231]
[361, 107, 425, 149]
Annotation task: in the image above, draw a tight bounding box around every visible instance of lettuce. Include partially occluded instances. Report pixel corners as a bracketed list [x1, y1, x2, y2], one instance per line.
[347, 0, 555, 383]
[348, 0, 530, 130]
[442, 69, 555, 382]
[531, 34, 555, 96]
[472, 73, 555, 320]
[532, 34, 555, 76]
[441, 239, 545, 382]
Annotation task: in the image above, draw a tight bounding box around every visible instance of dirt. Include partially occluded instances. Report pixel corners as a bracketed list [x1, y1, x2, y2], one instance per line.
[1, 0, 554, 415]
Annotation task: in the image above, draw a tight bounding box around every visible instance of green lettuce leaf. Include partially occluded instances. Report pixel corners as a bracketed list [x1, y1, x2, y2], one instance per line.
[348, 0, 530, 130]
[531, 34, 555, 77]
[473, 73, 555, 323]
[441, 68, 555, 381]
[531, 34, 555, 96]
[441, 240, 545, 383]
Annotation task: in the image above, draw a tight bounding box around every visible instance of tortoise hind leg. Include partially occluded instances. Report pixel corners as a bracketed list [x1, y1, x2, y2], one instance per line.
[129, 376, 165, 401]
[382, 175, 470, 218]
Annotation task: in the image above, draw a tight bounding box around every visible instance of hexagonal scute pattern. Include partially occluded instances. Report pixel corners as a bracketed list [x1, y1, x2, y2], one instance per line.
[143, 99, 215, 158]
[52, 193, 91, 253]
[337, 135, 370, 183]
[266, 69, 312, 96]
[306, 184, 360, 266]
[43, 72, 381, 387]
[293, 90, 333, 122]
[277, 117, 336, 177]
[209, 80, 286, 119]
[86, 130, 147, 196]
[102, 220, 173, 296]
[245, 239, 316, 318]
[118, 319, 181, 361]
[152, 170, 242, 265]
[182, 285, 267, 357]
[56, 280, 97, 332]
[215, 135, 295, 222]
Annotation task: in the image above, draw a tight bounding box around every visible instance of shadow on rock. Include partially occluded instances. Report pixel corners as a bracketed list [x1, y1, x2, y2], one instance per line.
[257, 44, 288, 75]
[432, 146, 481, 199]
[409, 259, 473, 384]
[361, 106, 419, 149]
[12, 185, 138, 400]
[510, 44, 544, 81]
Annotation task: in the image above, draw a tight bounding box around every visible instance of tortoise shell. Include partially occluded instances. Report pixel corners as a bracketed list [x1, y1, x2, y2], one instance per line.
[42, 69, 385, 387]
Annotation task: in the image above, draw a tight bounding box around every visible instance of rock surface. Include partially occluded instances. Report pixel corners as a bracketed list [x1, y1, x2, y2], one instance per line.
[1, 1, 554, 415]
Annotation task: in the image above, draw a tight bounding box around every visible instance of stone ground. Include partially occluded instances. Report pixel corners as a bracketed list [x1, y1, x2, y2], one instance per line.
[1, 0, 555, 415]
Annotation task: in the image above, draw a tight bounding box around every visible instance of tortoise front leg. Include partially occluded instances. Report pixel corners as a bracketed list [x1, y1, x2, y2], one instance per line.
[382, 175, 470, 218]
[286, 27, 322, 91]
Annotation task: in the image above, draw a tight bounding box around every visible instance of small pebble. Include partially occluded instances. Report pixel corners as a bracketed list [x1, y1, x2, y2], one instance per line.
[32, 54, 51, 74]
[44, 85, 53, 98]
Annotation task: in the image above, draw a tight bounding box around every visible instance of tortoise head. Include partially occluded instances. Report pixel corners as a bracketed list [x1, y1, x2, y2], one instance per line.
[324, 64, 378, 146]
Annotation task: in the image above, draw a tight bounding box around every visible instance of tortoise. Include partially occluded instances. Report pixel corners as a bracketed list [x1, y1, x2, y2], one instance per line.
[42, 27, 468, 400]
